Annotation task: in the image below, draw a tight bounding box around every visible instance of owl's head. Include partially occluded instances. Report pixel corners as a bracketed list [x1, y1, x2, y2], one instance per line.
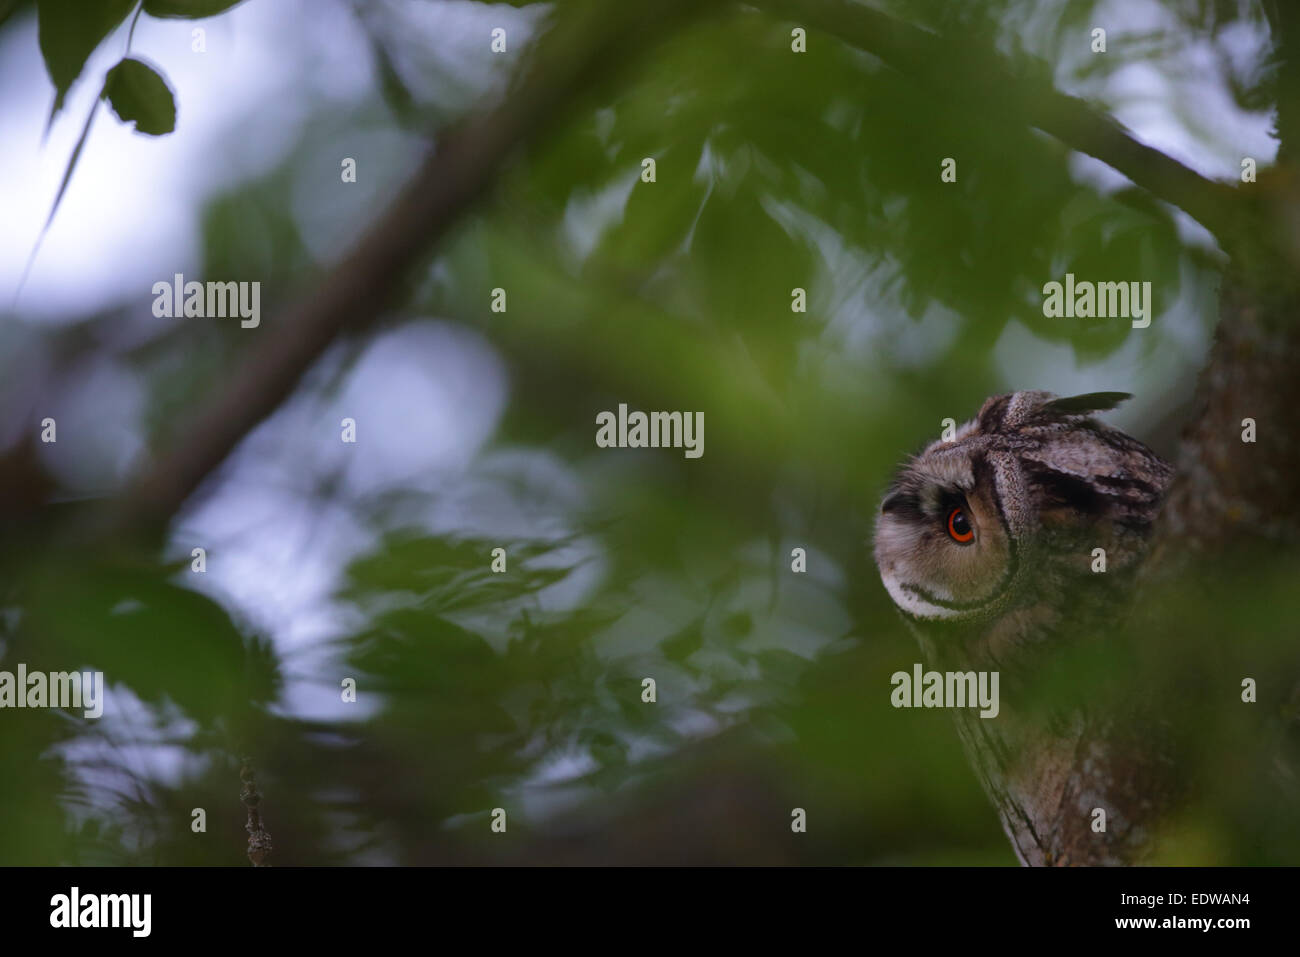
[874, 391, 1172, 625]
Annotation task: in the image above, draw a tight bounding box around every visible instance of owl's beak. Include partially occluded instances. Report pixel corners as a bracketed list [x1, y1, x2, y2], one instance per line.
[880, 492, 904, 514]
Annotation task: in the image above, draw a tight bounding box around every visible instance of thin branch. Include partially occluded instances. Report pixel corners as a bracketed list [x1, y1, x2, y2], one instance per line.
[240, 756, 272, 867]
[126, 1, 145, 53]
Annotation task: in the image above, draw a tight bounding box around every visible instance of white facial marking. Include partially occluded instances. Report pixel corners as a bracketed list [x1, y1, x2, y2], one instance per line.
[879, 567, 962, 620]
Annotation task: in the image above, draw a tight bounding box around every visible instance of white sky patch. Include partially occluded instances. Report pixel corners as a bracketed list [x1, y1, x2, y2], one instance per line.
[329, 321, 508, 496]
[992, 260, 1211, 435]
[362, 0, 550, 109]
[561, 172, 640, 265]
[0, 0, 548, 321]
[53, 686, 206, 834]
[37, 356, 147, 493]
[0, 0, 374, 319]
[1042, 0, 1276, 183]
[168, 320, 508, 720]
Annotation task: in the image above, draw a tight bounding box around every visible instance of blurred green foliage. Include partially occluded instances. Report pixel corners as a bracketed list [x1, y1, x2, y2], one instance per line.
[0, 0, 1295, 865]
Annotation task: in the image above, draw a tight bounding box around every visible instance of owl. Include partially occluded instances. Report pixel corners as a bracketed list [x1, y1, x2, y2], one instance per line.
[873, 390, 1175, 865]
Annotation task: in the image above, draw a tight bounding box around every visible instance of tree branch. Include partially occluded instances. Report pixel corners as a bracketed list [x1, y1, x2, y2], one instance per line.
[753, 0, 1244, 242]
[99, 0, 715, 540]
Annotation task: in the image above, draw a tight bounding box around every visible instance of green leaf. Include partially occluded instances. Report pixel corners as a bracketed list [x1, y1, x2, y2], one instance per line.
[142, 0, 244, 18]
[23, 558, 279, 726]
[103, 56, 176, 135]
[37, 0, 136, 115]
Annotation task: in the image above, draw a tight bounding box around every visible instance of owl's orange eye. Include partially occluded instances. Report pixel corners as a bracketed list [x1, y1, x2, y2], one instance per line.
[947, 507, 975, 544]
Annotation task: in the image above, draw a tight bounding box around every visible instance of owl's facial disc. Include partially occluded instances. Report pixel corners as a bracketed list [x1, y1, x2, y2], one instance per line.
[874, 453, 1015, 622]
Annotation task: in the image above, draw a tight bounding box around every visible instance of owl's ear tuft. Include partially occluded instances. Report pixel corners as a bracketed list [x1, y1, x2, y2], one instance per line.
[1040, 391, 1132, 417]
